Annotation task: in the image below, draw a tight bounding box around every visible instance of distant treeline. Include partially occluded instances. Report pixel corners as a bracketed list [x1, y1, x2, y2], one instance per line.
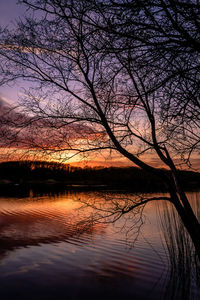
[0, 160, 199, 192]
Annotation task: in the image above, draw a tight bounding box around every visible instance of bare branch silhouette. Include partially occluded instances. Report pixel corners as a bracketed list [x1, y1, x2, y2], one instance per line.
[0, 0, 200, 257]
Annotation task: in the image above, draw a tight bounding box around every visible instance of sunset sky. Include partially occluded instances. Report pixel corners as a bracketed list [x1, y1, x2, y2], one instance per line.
[0, 1, 199, 170]
[0, 1, 137, 168]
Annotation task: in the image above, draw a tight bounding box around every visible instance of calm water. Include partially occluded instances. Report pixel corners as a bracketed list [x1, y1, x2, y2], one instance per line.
[0, 190, 199, 300]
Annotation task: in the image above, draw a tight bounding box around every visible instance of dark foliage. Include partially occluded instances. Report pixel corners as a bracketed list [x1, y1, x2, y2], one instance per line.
[0, 160, 199, 193]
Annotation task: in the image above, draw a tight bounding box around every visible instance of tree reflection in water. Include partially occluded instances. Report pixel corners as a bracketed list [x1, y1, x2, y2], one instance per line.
[78, 191, 200, 298]
[0, 190, 199, 299]
[158, 196, 200, 299]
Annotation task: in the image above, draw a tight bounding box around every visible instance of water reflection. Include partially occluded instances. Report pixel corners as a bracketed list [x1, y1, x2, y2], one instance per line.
[158, 194, 200, 300]
[0, 190, 199, 299]
[0, 192, 106, 252]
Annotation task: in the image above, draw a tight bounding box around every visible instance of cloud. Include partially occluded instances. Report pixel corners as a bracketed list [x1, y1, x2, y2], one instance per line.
[0, 96, 103, 156]
[0, 95, 11, 108]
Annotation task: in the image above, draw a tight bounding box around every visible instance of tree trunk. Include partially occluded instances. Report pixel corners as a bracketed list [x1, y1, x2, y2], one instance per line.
[173, 195, 200, 262]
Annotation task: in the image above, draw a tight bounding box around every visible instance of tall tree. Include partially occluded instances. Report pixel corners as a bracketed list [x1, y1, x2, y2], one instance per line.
[0, 0, 199, 256]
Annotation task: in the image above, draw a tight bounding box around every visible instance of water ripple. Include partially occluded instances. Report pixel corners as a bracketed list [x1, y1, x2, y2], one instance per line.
[0, 191, 199, 300]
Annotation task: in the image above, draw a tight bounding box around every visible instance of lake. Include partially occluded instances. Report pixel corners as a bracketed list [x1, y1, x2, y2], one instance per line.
[0, 190, 199, 300]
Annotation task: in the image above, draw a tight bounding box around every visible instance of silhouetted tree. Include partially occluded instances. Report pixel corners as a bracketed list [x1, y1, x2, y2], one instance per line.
[0, 1, 199, 257]
[83, 0, 200, 163]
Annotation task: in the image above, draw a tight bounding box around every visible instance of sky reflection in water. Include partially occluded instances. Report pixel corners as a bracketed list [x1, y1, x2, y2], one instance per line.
[0, 191, 199, 300]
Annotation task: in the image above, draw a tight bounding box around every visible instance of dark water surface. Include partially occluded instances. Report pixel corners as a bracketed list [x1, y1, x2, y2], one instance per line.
[0, 190, 199, 300]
